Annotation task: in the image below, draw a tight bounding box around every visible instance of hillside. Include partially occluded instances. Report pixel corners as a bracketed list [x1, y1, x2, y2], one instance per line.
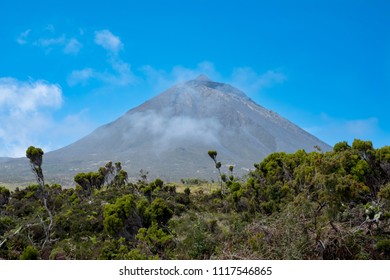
[1, 139, 390, 260]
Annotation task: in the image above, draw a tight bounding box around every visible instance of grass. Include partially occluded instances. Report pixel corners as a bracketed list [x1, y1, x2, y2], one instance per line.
[0, 182, 31, 191]
[174, 182, 220, 194]
[1, 180, 221, 193]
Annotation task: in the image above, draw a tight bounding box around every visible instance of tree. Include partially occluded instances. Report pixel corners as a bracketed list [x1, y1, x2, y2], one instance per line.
[352, 139, 382, 198]
[103, 194, 142, 239]
[74, 172, 105, 196]
[26, 146, 45, 188]
[208, 150, 224, 193]
[229, 165, 234, 181]
[138, 169, 149, 185]
[146, 198, 173, 226]
[25, 146, 53, 249]
[0, 186, 10, 210]
[352, 139, 375, 162]
[97, 161, 128, 188]
[333, 141, 351, 153]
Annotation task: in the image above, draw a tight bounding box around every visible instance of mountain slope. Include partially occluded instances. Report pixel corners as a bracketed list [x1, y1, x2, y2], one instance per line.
[1, 75, 331, 184]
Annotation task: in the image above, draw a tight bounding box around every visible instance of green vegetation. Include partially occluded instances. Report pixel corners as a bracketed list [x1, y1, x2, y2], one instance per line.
[1, 139, 390, 259]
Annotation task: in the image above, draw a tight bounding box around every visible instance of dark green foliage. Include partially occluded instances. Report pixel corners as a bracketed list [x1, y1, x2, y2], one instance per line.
[0, 217, 14, 236]
[153, 178, 164, 189]
[74, 172, 104, 196]
[26, 146, 45, 188]
[147, 198, 173, 226]
[135, 223, 175, 258]
[103, 194, 140, 238]
[3, 139, 390, 260]
[376, 239, 390, 258]
[184, 187, 191, 196]
[74, 161, 128, 196]
[207, 150, 226, 193]
[176, 217, 217, 259]
[181, 178, 208, 185]
[26, 146, 44, 163]
[333, 141, 351, 152]
[20, 245, 39, 260]
[0, 186, 10, 209]
[207, 150, 217, 160]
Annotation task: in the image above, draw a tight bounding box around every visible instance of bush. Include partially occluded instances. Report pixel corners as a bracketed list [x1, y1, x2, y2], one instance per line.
[376, 239, 390, 258]
[20, 246, 39, 260]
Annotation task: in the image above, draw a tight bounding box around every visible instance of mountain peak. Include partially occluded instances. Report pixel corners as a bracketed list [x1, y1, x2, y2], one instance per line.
[180, 75, 249, 100]
[0, 74, 332, 184]
[194, 74, 211, 82]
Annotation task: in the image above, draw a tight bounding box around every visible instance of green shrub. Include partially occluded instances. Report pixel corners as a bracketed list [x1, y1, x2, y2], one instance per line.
[376, 239, 390, 257]
[20, 246, 39, 260]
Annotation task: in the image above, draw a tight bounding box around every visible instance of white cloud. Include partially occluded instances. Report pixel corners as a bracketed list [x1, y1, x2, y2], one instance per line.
[0, 78, 63, 157]
[126, 110, 221, 153]
[68, 59, 135, 86]
[94, 30, 123, 53]
[0, 78, 62, 156]
[0, 78, 62, 113]
[0, 77, 95, 157]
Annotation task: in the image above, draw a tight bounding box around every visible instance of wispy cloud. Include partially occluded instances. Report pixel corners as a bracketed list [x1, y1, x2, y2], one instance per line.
[68, 63, 134, 86]
[94, 29, 123, 54]
[64, 38, 83, 54]
[141, 61, 220, 92]
[68, 29, 135, 86]
[16, 26, 83, 55]
[124, 110, 222, 153]
[16, 29, 31, 45]
[140, 61, 285, 98]
[67, 68, 95, 86]
[34, 35, 66, 48]
[345, 118, 379, 137]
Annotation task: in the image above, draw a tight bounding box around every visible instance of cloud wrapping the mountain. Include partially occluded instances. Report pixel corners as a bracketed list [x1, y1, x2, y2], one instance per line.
[141, 61, 220, 93]
[125, 110, 222, 152]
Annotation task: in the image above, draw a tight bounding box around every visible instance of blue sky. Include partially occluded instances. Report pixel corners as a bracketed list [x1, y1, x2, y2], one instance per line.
[0, 0, 389, 157]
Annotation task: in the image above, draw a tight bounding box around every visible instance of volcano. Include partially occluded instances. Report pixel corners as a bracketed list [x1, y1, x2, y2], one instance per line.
[0, 75, 331, 184]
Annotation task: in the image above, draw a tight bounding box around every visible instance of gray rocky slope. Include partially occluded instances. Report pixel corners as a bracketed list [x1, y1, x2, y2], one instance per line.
[0, 75, 331, 185]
